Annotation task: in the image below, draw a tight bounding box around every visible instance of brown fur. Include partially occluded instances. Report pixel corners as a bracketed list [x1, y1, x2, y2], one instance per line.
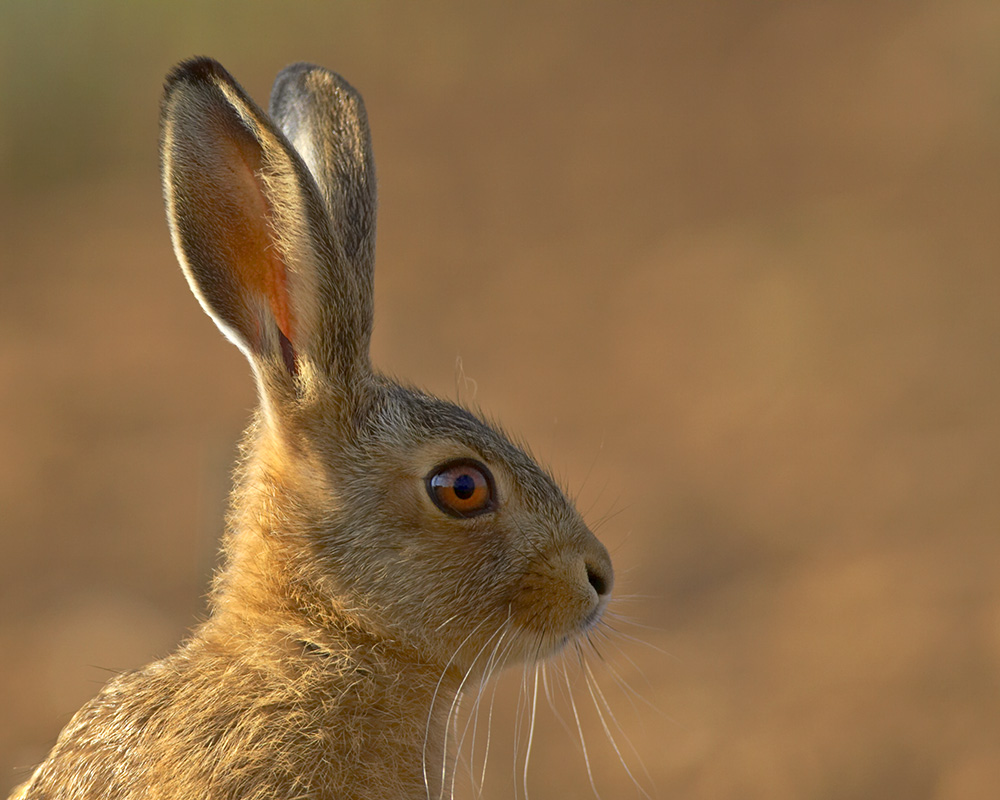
[11, 58, 613, 800]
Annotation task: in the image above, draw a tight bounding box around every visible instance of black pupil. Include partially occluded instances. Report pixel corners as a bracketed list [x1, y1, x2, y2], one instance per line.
[453, 472, 476, 500]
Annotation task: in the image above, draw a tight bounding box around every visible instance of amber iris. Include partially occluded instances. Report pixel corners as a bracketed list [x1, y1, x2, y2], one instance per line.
[426, 459, 495, 518]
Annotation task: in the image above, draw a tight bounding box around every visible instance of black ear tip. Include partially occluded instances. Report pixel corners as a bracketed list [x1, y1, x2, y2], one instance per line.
[164, 57, 233, 94]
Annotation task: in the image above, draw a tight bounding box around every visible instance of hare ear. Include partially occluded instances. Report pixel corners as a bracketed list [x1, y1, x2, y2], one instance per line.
[269, 63, 377, 279]
[160, 58, 373, 400]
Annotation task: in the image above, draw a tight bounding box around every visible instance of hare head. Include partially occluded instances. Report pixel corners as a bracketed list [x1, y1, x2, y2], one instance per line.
[161, 57, 613, 676]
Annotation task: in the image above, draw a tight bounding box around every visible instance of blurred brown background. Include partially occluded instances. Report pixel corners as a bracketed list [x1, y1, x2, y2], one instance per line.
[2, 2, 999, 798]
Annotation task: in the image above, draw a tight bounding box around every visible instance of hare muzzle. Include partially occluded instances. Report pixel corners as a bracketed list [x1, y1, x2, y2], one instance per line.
[510, 527, 614, 655]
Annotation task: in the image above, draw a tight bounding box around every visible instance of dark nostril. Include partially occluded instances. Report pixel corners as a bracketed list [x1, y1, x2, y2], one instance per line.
[586, 562, 609, 597]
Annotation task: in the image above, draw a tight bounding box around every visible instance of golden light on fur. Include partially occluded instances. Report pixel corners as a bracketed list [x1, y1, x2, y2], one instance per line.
[9, 58, 625, 800]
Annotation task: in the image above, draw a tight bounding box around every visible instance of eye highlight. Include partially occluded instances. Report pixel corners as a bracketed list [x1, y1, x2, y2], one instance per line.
[426, 459, 496, 518]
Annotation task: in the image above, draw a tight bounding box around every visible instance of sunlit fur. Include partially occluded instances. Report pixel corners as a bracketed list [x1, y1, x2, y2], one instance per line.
[10, 59, 614, 800]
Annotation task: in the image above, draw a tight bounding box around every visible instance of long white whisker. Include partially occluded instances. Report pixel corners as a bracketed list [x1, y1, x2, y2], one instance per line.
[512, 659, 530, 800]
[540, 660, 574, 739]
[591, 638, 661, 717]
[452, 618, 515, 799]
[423, 618, 488, 800]
[477, 633, 518, 792]
[582, 658, 654, 798]
[565, 657, 601, 800]
[590, 630, 672, 721]
[522, 664, 539, 800]
[441, 617, 511, 800]
[600, 616, 672, 655]
[603, 593, 662, 605]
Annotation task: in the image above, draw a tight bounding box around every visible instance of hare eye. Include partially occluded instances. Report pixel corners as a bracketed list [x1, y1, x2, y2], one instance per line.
[426, 459, 495, 518]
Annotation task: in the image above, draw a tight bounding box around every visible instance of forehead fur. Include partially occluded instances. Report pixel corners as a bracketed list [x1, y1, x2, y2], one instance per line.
[356, 380, 571, 513]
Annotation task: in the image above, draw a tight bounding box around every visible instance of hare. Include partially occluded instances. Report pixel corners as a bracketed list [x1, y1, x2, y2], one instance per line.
[10, 57, 613, 800]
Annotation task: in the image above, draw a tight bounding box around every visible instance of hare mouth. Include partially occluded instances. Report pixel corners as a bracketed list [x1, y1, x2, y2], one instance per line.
[527, 610, 606, 662]
[581, 601, 607, 631]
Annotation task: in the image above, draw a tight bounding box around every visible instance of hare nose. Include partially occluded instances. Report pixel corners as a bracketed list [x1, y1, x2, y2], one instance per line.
[586, 561, 610, 597]
[583, 541, 614, 599]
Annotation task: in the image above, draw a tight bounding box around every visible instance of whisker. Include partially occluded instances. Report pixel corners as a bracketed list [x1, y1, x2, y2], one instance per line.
[603, 593, 664, 606]
[564, 657, 601, 800]
[586, 635, 667, 721]
[600, 625, 680, 704]
[475, 633, 518, 793]
[582, 658, 654, 798]
[455, 619, 515, 799]
[584, 630, 608, 664]
[602, 609, 670, 637]
[442, 617, 512, 800]
[570, 431, 603, 499]
[600, 622, 670, 654]
[540, 661, 574, 740]
[588, 501, 630, 532]
[424, 618, 489, 800]
[522, 665, 540, 800]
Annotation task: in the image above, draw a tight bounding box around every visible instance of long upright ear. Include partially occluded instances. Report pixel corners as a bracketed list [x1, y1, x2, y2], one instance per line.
[159, 57, 373, 402]
[269, 63, 377, 280]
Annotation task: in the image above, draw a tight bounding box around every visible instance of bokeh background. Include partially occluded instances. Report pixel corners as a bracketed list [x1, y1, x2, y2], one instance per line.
[2, 2, 999, 797]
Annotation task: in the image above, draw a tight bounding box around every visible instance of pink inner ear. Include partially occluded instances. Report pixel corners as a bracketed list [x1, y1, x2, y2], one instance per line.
[168, 77, 302, 372]
[264, 250, 295, 346]
[226, 138, 297, 362]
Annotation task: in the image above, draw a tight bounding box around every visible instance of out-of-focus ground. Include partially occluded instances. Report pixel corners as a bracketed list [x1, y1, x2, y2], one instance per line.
[2, 2, 999, 798]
